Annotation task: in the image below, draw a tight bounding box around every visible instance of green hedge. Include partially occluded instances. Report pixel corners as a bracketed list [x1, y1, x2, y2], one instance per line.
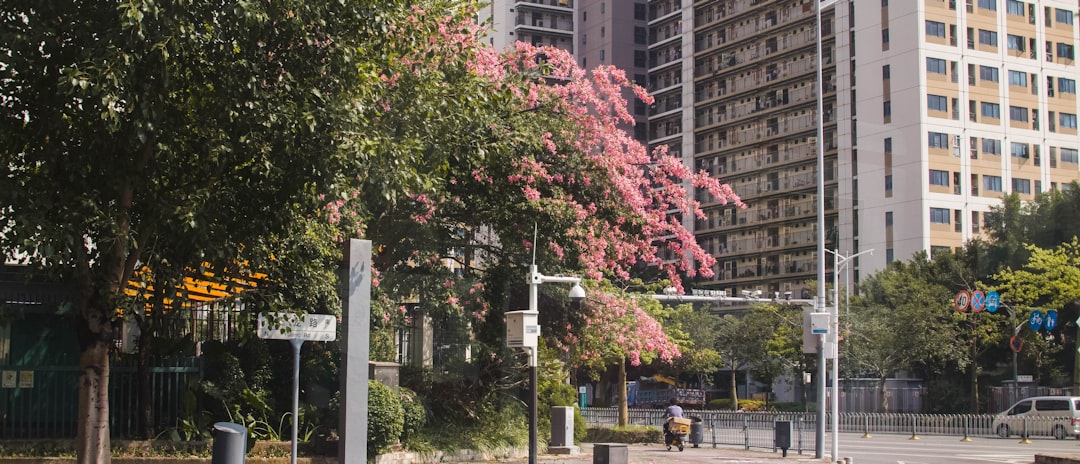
[367, 380, 404, 457]
[583, 426, 662, 444]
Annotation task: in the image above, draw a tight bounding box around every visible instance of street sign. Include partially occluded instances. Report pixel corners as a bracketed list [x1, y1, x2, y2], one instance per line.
[970, 290, 986, 312]
[954, 290, 970, 312]
[257, 312, 337, 341]
[1017, 375, 1033, 383]
[1029, 310, 1044, 331]
[985, 290, 1000, 313]
[1010, 335, 1024, 353]
[1045, 310, 1058, 331]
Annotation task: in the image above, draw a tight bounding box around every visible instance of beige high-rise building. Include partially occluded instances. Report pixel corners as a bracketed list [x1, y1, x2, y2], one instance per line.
[480, 0, 578, 54]
[645, 0, 1078, 296]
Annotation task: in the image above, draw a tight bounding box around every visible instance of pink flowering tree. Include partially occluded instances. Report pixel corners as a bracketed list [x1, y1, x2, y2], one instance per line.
[324, 0, 744, 424]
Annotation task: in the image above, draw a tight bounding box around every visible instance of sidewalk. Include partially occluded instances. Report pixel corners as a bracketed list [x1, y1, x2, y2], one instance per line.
[470, 443, 831, 464]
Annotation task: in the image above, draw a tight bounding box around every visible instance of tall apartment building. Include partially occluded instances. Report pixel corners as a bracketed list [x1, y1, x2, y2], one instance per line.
[646, 0, 1078, 297]
[480, 0, 577, 54]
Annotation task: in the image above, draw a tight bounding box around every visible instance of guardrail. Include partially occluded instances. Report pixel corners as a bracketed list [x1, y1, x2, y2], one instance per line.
[581, 407, 1080, 452]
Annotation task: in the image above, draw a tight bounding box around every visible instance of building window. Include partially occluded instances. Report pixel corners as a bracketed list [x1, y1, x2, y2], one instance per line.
[884, 101, 892, 119]
[634, 50, 646, 67]
[1056, 8, 1075, 25]
[1006, 0, 1024, 15]
[886, 211, 894, 226]
[1007, 34, 1026, 52]
[1062, 148, 1079, 164]
[882, 28, 890, 47]
[982, 138, 1002, 155]
[926, 20, 946, 38]
[634, 3, 647, 20]
[981, 102, 1001, 119]
[1008, 70, 1028, 86]
[927, 57, 947, 74]
[928, 94, 948, 112]
[1060, 78, 1077, 94]
[885, 137, 893, 153]
[886, 248, 894, 263]
[978, 0, 997, 10]
[1012, 178, 1031, 194]
[930, 169, 950, 186]
[1058, 43, 1076, 60]
[930, 207, 951, 224]
[885, 175, 893, 192]
[1011, 142, 1030, 158]
[883, 65, 891, 79]
[978, 30, 998, 47]
[634, 27, 647, 44]
[984, 175, 1003, 191]
[979, 65, 999, 82]
[1009, 106, 1029, 122]
[928, 132, 950, 148]
[600, 49, 605, 61]
[1062, 113, 1079, 129]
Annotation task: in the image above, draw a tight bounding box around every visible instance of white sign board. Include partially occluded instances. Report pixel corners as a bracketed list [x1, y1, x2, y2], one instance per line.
[1017, 375, 1033, 383]
[258, 312, 337, 341]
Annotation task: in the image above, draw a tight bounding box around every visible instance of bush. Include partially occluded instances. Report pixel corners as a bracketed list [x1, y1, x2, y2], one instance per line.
[538, 380, 586, 445]
[398, 387, 427, 442]
[707, 398, 767, 411]
[584, 425, 661, 444]
[367, 380, 404, 457]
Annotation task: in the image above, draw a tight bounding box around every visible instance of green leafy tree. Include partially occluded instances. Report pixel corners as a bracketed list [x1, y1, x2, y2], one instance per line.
[992, 239, 1080, 390]
[714, 312, 771, 409]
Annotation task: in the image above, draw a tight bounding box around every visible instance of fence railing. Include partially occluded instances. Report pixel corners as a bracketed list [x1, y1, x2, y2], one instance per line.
[0, 357, 199, 439]
[581, 407, 1080, 452]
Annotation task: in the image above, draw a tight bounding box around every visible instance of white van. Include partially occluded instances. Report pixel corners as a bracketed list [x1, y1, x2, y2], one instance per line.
[992, 396, 1080, 439]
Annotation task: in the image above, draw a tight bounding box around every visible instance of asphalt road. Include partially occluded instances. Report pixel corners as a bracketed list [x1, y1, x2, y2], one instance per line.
[484, 433, 1080, 464]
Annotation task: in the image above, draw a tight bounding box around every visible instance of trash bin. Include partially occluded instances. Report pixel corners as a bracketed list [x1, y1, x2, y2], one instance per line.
[211, 422, 247, 464]
[774, 420, 793, 457]
[689, 416, 704, 447]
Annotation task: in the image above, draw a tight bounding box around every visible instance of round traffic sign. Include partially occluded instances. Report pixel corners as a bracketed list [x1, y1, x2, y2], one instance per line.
[985, 290, 1000, 313]
[1010, 335, 1024, 353]
[971, 290, 986, 313]
[954, 290, 970, 312]
[1045, 310, 1058, 331]
[1029, 310, 1044, 330]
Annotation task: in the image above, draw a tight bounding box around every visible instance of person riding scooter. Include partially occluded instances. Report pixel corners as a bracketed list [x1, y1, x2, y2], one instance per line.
[663, 398, 689, 451]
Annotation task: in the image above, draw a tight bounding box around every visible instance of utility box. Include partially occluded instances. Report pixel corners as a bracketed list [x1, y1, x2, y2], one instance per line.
[506, 310, 539, 349]
[549, 406, 579, 455]
[774, 420, 793, 457]
[593, 443, 628, 464]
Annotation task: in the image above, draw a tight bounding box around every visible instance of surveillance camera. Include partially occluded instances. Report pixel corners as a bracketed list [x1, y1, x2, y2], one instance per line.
[741, 290, 752, 297]
[568, 283, 586, 301]
[752, 290, 762, 297]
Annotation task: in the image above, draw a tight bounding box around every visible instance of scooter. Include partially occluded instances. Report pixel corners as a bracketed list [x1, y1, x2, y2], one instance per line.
[664, 417, 691, 451]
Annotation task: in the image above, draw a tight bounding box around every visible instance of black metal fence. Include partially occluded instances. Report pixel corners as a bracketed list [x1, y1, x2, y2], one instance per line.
[0, 357, 200, 439]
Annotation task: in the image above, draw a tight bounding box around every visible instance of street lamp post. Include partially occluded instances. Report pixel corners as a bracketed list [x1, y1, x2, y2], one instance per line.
[524, 265, 585, 464]
[814, 0, 837, 459]
[825, 248, 872, 463]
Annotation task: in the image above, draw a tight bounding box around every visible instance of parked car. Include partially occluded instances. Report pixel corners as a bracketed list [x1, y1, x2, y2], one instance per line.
[992, 396, 1080, 439]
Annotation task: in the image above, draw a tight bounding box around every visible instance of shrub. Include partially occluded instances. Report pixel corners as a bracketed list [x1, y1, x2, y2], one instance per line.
[707, 398, 766, 411]
[584, 425, 661, 444]
[398, 387, 427, 442]
[367, 380, 404, 457]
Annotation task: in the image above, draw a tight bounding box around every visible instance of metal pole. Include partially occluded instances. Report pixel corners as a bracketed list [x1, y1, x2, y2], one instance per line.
[831, 251, 839, 463]
[290, 338, 303, 464]
[814, 0, 828, 451]
[1010, 307, 1018, 405]
[527, 265, 539, 464]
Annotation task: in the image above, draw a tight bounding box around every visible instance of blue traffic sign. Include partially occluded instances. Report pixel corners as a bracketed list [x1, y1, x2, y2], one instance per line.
[971, 290, 986, 312]
[1045, 310, 1058, 331]
[1029, 310, 1045, 331]
[985, 291, 1000, 313]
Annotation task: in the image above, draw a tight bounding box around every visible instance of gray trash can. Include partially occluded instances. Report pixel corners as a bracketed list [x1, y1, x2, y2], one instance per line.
[211, 422, 247, 464]
[689, 416, 704, 447]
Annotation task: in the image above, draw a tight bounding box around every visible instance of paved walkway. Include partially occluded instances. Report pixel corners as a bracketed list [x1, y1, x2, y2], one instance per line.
[473, 443, 832, 464]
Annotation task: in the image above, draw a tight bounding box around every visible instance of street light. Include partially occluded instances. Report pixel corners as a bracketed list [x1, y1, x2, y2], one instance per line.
[814, 0, 838, 459]
[523, 264, 585, 464]
[825, 248, 872, 463]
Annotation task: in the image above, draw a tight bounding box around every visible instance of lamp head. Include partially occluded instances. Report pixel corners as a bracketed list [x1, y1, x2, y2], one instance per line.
[568, 283, 586, 301]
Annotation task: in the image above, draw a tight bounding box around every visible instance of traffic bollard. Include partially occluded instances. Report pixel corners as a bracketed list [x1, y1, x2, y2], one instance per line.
[211, 422, 247, 464]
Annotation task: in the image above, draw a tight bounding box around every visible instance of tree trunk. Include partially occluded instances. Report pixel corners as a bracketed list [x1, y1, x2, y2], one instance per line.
[879, 374, 888, 413]
[77, 339, 111, 464]
[970, 343, 980, 413]
[138, 318, 153, 439]
[617, 357, 628, 427]
[729, 366, 739, 410]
